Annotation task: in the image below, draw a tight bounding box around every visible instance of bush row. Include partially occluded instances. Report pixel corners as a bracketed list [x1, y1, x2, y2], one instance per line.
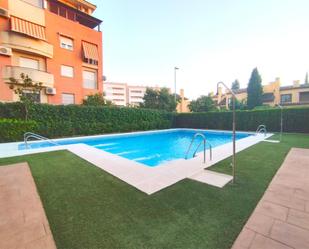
[173, 107, 309, 133]
[0, 103, 308, 143]
[0, 119, 38, 142]
[0, 103, 174, 139]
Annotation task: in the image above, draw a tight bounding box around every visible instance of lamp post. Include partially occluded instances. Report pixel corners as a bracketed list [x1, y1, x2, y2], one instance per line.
[217, 82, 237, 183]
[277, 104, 283, 142]
[174, 67, 179, 102]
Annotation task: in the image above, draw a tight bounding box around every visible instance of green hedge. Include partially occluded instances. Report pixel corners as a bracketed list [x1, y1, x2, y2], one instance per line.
[174, 107, 309, 133]
[0, 103, 174, 139]
[0, 118, 38, 142]
[0, 103, 308, 143]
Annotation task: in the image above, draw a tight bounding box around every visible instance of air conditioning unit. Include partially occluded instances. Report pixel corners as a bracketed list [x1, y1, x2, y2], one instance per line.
[0, 8, 9, 18]
[0, 46, 12, 56]
[46, 87, 56, 95]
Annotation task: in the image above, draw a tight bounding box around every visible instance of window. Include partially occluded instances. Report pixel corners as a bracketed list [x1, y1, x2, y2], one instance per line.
[62, 93, 74, 105]
[22, 90, 40, 103]
[83, 58, 98, 65]
[60, 36, 73, 50]
[280, 94, 292, 103]
[59, 6, 67, 18]
[19, 57, 39, 70]
[50, 1, 59, 14]
[83, 70, 97, 89]
[299, 92, 309, 103]
[61, 65, 74, 77]
[82, 42, 99, 65]
[23, 0, 43, 8]
[67, 10, 75, 21]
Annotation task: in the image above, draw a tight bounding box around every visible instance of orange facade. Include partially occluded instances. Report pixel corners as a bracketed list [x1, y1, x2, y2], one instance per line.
[0, 0, 103, 104]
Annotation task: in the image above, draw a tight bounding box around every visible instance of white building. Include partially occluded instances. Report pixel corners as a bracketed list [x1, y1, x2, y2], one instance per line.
[104, 82, 128, 106]
[104, 82, 154, 106]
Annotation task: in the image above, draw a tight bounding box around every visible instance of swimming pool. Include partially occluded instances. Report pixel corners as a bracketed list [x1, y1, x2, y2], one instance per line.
[19, 129, 252, 167]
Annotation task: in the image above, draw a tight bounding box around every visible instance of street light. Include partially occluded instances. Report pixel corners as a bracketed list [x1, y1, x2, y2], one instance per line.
[276, 104, 283, 142]
[174, 67, 179, 102]
[217, 82, 237, 183]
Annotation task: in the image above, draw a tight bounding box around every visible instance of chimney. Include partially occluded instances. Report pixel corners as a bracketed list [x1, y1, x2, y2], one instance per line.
[293, 80, 300, 87]
[180, 89, 185, 100]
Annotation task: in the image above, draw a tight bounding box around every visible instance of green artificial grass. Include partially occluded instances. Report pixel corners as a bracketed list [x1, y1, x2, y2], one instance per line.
[0, 133, 309, 249]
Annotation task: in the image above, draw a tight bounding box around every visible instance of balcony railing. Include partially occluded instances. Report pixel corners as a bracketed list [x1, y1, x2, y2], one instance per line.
[49, 0, 102, 30]
[3, 66, 54, 88]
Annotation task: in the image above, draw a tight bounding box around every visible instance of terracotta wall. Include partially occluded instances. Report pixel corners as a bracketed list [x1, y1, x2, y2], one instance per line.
[44, 10, 103, 104]
[0, 0, 13, 101]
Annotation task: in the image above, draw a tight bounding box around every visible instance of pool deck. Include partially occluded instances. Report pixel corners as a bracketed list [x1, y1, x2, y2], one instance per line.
[66, 133, 271, 194]
[0, 129, 272, 195]
[232, 148, 309, 249]
[0, 163, 57, 249]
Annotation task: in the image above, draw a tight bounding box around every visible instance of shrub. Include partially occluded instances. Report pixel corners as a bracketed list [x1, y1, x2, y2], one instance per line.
[0, 119, 38, 142]
[0, 103, 174, 139]
[173, 107, 309, 133]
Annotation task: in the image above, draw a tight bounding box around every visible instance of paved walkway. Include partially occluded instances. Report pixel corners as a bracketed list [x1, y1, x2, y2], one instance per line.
[0, 162, 57, 249]
[232, 148, 309, 249]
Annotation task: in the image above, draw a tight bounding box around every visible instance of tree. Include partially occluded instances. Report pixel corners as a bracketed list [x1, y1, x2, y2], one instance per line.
[83, 93, 112, 106]
[247, 68, 263, 109]
[305, 72, 309, 85]
[231, 79, 240, 91]
[188, 95, 215, 112]
[8, 73, 43, 120]
[140, 87, 178, 112]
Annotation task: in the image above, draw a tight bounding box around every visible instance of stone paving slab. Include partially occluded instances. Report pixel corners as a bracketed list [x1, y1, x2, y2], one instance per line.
[232, 148, 309, 249]
[0, 162, 57, 249]
[188, 169, 233, 188]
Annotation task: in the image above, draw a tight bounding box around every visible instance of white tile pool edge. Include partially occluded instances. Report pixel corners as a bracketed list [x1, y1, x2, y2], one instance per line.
[0, 129, 273, 194]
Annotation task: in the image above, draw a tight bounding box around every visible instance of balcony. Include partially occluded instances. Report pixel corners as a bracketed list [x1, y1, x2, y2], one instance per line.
[3, 66, 54, 88]
[1, 32, 53, 58]
[8, 0, 45, 26]
[49, 0, 102, 30]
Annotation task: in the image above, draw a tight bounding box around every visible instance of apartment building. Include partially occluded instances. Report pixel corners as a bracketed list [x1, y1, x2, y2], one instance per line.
[0, 0, 103, 105]
[212, 78, 309, 109]
[104, 82, 149, 106]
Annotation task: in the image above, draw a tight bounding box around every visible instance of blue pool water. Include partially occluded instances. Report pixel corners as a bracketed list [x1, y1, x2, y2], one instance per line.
[19, 129, 251, 167]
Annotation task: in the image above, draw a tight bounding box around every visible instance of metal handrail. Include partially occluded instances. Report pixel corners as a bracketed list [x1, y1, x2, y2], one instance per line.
[185, 133, 212, 163]
[192, 139, 212, 161]
[255, 124, 266, 133]
[24, 132, 59, 149]
[217, 81, 237, 183]
[255, 125, 267, 137]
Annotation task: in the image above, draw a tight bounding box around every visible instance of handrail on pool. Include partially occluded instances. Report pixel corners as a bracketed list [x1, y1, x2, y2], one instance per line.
[185, 133, 212, 163]
[256, 125, 267, 137]
[24, 132, 59, 149]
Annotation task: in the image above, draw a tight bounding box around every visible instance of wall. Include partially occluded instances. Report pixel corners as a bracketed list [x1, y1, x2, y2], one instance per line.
[44, 9, 103, 104]
[0, 0, 13, 101]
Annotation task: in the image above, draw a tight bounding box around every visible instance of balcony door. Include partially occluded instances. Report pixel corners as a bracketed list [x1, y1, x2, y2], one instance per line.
[19, 57, 39, 70]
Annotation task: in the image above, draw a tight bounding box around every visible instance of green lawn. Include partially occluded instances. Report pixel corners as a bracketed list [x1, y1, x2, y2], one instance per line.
[0, 133, 309, 249]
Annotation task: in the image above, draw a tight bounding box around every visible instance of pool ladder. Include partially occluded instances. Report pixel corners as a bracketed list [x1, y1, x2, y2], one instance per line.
[24, 132, 59, 149]
[256, 125, 267, 136]
[185, 133, 212, 163]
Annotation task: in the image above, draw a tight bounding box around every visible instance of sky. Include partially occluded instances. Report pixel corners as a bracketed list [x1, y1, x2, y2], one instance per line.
[91, 0, 309, 99]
